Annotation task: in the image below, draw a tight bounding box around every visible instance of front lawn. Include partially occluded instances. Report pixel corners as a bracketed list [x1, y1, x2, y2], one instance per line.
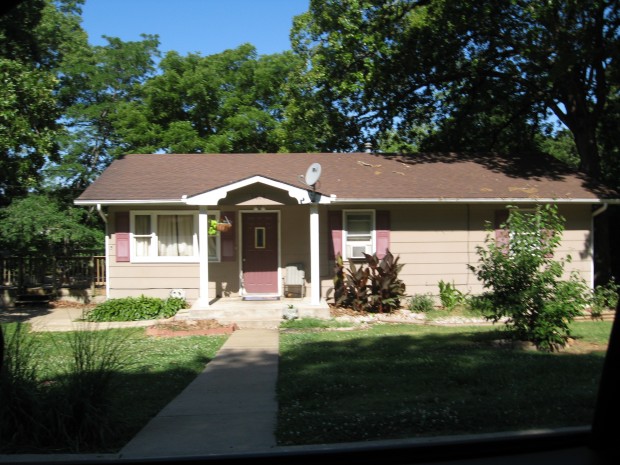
[276, 321, 612, 446]
[0, 323, 227, 453]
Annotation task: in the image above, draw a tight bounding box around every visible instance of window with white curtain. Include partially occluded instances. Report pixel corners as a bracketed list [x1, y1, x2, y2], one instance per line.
[130, 211, 220, 262]
[343, 210, 375, 260]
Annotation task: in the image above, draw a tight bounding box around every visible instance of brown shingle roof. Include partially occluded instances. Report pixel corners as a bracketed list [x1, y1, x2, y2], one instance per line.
[76, 152, 617, 203]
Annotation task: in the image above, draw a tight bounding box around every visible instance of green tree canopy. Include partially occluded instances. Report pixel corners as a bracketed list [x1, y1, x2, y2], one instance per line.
[50, 33, 161, 190]
[0, 0, 86, 203]
[0, 194, 103, 255]
[292, 0, 620, 182]
[130, 44, 342, 154]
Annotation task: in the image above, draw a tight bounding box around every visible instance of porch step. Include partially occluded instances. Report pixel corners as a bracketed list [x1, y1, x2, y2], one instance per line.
[188, 307, 283, 322]
[217, 319, 281, 329]
[183, 298, 330, 329]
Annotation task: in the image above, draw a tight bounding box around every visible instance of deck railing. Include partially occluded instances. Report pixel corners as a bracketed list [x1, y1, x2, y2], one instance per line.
[1, 254, 106, 291]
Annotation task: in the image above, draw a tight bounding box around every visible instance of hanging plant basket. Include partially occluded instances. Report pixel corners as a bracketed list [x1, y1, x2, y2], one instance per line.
[216, 222, 232, 232]
[209, 217, 232, 235]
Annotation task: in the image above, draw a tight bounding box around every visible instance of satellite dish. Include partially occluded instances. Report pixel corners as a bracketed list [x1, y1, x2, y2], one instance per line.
[302, 162, 322, 187]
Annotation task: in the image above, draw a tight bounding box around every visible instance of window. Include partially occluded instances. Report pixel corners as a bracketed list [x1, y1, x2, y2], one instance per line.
[130, 211, 220, 262]
[343, 210, 375, 260]
[495, 207, 554, 257]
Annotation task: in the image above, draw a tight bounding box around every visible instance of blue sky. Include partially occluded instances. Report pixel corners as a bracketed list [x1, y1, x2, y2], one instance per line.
[81, 0, 309, 57]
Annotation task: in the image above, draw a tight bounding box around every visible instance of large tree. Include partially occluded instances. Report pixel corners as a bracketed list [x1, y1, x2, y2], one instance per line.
[131, 44, 346, 154]
[0, 0, 85, 203]
[292, 0, 620, 181]
[51, 33, 160, 190]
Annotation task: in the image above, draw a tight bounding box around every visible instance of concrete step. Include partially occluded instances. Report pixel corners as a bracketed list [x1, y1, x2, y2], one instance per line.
[188, 307, 283, 320]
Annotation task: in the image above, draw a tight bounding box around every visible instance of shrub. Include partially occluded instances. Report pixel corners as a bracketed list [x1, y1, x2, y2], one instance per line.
[85, 295, 187, 322]
[590, 279, 619, 318]
[468, 204, 589, 351]
[333, 250, 406, 313]
[408, 294, 435, 313]
[438, 280, 465, 311]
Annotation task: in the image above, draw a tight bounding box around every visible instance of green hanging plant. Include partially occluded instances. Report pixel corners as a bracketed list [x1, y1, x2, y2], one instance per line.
[208, 219, 218, 235]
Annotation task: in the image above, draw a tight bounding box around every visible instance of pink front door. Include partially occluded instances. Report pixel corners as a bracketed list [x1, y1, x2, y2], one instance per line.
[242, 212, 278, 294]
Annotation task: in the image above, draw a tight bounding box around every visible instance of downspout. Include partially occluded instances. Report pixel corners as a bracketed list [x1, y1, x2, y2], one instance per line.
[96, 204, 110, 299]
[590, 203, 609, 289]
[96, 203, 108, 223]
[592, 203, 608, 218]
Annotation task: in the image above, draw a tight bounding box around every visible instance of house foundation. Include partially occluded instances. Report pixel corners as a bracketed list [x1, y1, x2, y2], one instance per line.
[185, 297, 330, 329]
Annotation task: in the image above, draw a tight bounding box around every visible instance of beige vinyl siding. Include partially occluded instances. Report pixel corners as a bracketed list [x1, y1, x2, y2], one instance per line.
[107, 206, 238, 300]
[329, 204, 593, 301]
[106, 203, 594, 304]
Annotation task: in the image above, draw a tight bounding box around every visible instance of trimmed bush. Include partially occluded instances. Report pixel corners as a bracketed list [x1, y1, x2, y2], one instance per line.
[85, 295, 187, 322]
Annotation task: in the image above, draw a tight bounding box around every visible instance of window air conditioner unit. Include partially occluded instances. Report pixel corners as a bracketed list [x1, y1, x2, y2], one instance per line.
[347, 244, 371, 259]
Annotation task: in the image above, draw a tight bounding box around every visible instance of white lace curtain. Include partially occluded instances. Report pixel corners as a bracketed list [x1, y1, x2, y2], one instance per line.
[134, 215, 151, 256]
[158, 215, 194, 256]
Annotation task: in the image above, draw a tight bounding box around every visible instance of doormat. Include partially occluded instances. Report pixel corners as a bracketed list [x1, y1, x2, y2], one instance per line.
[242, 296, 280, 301]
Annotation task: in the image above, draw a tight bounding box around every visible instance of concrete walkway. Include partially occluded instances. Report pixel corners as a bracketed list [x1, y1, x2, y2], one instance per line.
[119, 328, 280, 458]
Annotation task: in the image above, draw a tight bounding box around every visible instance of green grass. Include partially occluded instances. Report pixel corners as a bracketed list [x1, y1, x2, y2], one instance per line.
[276, 321, 612, 446]
[1, 323, 227, 452]
[280, 317, 355, 330]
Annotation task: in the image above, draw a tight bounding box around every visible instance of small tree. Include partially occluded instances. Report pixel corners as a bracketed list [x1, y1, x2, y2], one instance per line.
[468, 204, 588, 351]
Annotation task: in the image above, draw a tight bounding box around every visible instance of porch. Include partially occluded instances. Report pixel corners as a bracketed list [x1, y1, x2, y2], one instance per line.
[183, 296, 331, 329]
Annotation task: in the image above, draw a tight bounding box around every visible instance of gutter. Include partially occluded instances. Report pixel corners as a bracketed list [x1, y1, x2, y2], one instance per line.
[75, 199, 185, 206]
[332, 198, 620, 205]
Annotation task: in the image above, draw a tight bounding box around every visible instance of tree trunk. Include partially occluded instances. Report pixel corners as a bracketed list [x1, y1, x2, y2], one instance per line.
[572, 121, 602, 181]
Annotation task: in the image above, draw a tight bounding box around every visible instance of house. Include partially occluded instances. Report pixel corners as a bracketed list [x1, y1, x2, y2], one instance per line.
[75, 151, 618, 318]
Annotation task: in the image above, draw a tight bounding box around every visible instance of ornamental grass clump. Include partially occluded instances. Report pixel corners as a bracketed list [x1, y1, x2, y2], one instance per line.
[0, 324, 130, 452]
[0, 324, 43, 452]
[468, 204, 589, 351]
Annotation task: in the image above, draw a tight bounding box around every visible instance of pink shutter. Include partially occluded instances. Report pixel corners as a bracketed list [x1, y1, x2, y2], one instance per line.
[495, 210, 509, 253]
[376, 210, 390, 259]
[115, 212, 130, 262]
[328, 211, 343, 260]
[221, 212, 235, 262]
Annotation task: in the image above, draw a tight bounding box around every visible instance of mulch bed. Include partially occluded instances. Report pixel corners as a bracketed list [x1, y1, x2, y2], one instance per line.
[145, 319, 238, 337]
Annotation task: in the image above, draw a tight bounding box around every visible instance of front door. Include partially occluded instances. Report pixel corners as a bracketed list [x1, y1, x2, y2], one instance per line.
[242, 212, 278, 294]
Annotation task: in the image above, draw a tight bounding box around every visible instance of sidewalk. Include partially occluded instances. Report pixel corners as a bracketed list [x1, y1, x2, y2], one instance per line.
[119, 328, 279, 458]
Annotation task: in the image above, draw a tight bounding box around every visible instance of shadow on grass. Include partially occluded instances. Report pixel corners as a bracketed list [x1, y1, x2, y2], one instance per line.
[0, 305, 54, 324]
[277, 328, 607, 446]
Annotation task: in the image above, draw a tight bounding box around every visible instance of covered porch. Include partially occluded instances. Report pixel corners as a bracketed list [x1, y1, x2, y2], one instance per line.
[185, 174, 332, 318]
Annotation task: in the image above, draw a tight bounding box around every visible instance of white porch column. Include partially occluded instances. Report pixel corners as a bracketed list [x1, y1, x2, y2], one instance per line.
[198, 206, 210, 307]
[310, 203, 321, 305]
